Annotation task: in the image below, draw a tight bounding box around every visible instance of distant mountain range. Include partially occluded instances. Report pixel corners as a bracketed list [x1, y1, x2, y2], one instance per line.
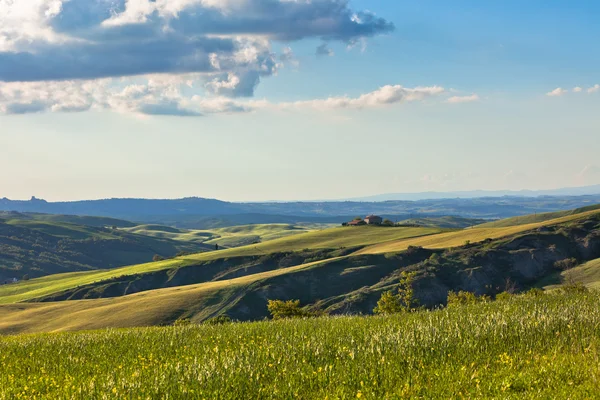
[343, 184, 600, 202]
[2, 190, 600, 228]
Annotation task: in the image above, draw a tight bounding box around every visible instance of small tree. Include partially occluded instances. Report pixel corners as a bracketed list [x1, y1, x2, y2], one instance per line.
[382, 219, 395, 227]
[267, 299, 313, 320]
[153, 254, 165, 262]
[374, 271, 418, 315]
[353, 216, 363, 221]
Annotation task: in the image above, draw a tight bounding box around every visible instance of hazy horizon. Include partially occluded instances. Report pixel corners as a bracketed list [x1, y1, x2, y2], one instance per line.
[3, 182, 600, 203]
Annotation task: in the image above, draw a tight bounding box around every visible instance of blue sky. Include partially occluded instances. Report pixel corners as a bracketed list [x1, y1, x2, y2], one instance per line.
[0, 0, 599, 201]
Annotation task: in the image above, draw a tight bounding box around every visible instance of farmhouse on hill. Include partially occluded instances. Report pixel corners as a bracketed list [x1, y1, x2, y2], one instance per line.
[343, 215, 383, 226]
[364, 215, 383, 225]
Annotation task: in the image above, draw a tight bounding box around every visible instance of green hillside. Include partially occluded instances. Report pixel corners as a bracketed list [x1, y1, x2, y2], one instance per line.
[122, 223, 323, 248]
[356, 207, 600, 254]
[0, 211, 135, 228]
[397, 216, 488, 228]
[1, 208, 599, 333]
[542, 258, 600, 290]
[476, 203, 600, 228]
[1, 291, 600, 398]
[0, 218, 210, 281]
[0, 225, 439, 304]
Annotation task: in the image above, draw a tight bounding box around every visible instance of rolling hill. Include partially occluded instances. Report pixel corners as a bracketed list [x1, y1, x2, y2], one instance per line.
[0, 225, 439, 304]
[0, 216, 211, 282]
[121, 223, 326, 248]
[0, 205, 599, 334]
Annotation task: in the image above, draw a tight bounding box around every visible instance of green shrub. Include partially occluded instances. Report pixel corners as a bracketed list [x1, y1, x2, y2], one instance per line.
[447, 291, 490, 307]
[205, 315, 233, 325]
[495, 292, 513, 302]
[554, 258, 577, 271]
[267, 299, 314, 320]
[523, 288, 545, 297]
[173, 318, 192, 326]
[374, 271, 418, 315]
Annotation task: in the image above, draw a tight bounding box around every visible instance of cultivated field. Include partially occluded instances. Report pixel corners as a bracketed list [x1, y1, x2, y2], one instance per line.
[1, 291, 599, 399]
[356, 208, 600, 254]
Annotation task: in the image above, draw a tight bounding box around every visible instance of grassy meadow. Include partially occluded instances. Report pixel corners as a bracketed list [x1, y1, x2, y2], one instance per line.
[2, 291, 600, 399]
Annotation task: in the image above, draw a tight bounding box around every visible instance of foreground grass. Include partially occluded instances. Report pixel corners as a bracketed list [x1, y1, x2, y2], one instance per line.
[2, 292, 600, 399]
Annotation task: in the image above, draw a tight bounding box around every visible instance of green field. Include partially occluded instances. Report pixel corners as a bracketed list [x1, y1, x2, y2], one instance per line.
[476, 203, 600, 228]
[1, 291, 599, 399]
[356, 208, 600, 254]
[122, 223, 324, 248]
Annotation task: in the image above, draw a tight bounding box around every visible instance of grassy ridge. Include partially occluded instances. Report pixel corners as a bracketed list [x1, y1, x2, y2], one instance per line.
[0, 258, 336, 334]
[0, 226, 438, 304]
[1, 291, 600, 399]
[356, 208, 600, 254]
[476, 203, 600, 228]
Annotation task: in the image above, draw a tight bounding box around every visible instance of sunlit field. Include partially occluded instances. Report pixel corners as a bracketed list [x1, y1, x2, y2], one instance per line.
[2, 291, 599, 399]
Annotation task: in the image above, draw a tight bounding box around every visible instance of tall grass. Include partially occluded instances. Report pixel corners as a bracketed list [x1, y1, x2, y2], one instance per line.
[2, 292, 600, 399]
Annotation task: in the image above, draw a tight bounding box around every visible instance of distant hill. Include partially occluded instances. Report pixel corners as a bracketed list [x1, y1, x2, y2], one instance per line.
[3, 194, 600, 227]
[346, 184, 600, 201]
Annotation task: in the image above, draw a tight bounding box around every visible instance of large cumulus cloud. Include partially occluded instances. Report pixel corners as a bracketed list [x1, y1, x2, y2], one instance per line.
[0, 0, 398, 115]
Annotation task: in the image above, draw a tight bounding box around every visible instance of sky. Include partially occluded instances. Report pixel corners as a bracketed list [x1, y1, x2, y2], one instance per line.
[0, 0, 599, 202]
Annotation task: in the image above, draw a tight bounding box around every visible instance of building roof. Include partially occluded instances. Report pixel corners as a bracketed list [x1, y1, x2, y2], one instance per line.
[348, 220, 365, 225]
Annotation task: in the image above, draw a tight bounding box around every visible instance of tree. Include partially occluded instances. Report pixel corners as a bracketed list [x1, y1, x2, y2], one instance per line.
[382, 219, 395, 227]
[153, 254, 165, 262]
[267, 299, 313, 320]
[373, 271, 418, 315]
[353, 216, 363, 221]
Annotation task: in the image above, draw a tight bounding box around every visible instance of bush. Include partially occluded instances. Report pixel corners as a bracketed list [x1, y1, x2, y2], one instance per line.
[554, 258, 577, 271]
[374, 271, 418, 315]
[267, 300, 314, 320]
[447, 291, 490, 307]
[205, 315, 233, 325]
[495, 292, 513, 302]
[523, 288, 545, 297]
[153, 254, 166, 262]
[382, 219, 395, 227]
[173, 318, 192, 326]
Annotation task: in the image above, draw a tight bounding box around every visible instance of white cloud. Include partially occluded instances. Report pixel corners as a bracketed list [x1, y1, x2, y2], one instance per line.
[0, 81, 446, 116]
[275, 85, 445, 110]
[588, 84, 600, 94]
[446, 94, 480, 104]
[546, 88, 568, 97]
[573, 87, 583, 93]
